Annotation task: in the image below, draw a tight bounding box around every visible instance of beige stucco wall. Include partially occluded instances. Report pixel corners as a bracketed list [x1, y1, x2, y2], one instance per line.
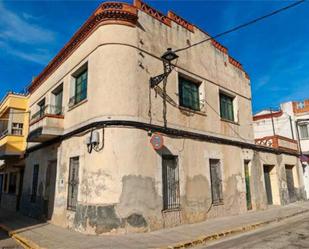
[22, 126, 305, 234]
[22, 9, 305, 234]
[28, 13, 252, 143]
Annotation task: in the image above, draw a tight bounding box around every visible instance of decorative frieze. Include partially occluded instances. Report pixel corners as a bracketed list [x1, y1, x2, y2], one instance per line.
[167, 11, 194, 32]
[211, 39, 228, 54]
[28, 2, 138, 93]
[293, 100, 309, 114]
[228, 56, 243, 70]
[134, 0, 171, 26]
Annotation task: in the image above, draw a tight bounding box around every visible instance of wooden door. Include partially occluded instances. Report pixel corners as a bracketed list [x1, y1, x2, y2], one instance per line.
[285, 166, 296, 202]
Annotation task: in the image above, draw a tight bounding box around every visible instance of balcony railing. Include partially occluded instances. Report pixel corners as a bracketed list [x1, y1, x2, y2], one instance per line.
[31, 105, 64, 124]
[69, 89, 87, 107]
[255, 135, 298, 152]
[0, 129, 9, 138]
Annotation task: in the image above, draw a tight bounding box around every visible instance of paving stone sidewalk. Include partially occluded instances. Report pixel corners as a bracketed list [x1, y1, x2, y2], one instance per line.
[1, 202, 309, 249]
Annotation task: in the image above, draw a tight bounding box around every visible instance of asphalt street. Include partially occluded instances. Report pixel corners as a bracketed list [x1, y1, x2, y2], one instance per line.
[197, 212, 309, 249]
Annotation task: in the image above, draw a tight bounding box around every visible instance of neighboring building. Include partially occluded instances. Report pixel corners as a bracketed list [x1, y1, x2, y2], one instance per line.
[254, 100, 309, 198]
[0, 92, 29, 211]
[20, 0, 305, 234]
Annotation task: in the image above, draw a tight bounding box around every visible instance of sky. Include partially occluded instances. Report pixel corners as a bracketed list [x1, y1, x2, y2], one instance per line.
[0, 0, 308, 113]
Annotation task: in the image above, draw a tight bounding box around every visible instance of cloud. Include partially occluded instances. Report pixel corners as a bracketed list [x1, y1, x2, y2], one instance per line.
[0, 2, 55, 44]
[0, 2, 56, 65]
[254, 75, 271, 90]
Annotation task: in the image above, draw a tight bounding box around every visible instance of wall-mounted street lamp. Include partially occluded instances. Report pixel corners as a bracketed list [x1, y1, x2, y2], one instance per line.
[150, 48, 178, 88]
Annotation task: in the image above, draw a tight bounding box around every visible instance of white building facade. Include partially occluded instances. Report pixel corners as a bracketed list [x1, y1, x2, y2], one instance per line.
[253, 100, 309, 198]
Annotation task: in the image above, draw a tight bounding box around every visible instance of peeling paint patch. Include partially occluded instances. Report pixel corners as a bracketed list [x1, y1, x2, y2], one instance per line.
[126, 213, 147, 227]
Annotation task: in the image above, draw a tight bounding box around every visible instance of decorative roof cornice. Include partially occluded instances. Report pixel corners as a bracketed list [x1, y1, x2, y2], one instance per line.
[134, 0, 171, 26]
[293, 100, 309, 114]
[253, 110, 283, 121]
[167, 11, 194, 32]
[228, 56, 243, 70]
[211, 39, 228, 54]
[28, 2, 138, 93]
[28, 0, 249, 94]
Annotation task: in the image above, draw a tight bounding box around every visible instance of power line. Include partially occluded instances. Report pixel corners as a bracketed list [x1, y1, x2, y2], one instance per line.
[174, 0, 305, 53]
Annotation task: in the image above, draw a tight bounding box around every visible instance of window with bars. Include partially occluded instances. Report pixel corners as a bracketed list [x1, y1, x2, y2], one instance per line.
[209, 159, 223, 205]
[220, 93, 235, 122]
[299, 124, 309, 139]
[12, 123, 23, 135]
[8, 172, 17, 194]
[3, 173, 8, 193]
[179, 76, 200, 111]
[31, 165, 39, 203]
[162, 155, 180, 210]
[67, 157, 79, 211]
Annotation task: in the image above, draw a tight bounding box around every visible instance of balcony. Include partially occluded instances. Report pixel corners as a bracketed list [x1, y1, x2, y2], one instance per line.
[255, 135, 298, 153]
[28, 105, 64, 142]
[0, 129, 25, 159]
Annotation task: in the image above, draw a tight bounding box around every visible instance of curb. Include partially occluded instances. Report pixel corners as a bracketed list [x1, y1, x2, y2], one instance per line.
[0, 224, 43, 249]
[159, 208, 309, 249]
[1, 208, 308, 249]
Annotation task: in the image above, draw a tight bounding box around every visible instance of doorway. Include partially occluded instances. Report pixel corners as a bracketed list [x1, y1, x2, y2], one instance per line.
[244, 160, 252, 210]
[285, 165, 296, 203]
[263, 165, 273, 205]
[44, 160, 57, 220]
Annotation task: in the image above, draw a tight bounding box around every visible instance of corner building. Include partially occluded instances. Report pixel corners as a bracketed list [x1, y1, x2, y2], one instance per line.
[21, 0, 305, 234]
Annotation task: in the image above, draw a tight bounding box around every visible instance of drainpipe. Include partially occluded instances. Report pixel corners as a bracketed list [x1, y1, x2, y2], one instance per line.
[295, 119, 303, 156]
[289, 115, 295, 140]
[270, 108, 276, 136]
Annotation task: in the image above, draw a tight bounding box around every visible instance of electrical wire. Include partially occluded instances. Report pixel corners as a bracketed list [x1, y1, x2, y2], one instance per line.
[174, 0, 305, 53]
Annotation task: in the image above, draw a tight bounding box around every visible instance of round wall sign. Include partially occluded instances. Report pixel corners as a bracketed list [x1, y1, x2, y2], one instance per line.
[150, 133, 164, 150]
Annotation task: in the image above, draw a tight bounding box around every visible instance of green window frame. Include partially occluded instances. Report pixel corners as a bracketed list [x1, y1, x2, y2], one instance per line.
[179, 76, 200, 111]
[220, 93, 234, 121]
[74, 69, 88, 104]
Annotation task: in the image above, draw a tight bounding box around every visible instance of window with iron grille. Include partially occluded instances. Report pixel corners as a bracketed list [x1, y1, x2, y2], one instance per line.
[209, 159, 223, 205]
[12, 123, 23, 135]
[220, 92, 234, 121]
[179, 76, 200, 111]
[67, 157, 79, 211]
[31, 165, 39, 202]
[162, 155, 180, 210]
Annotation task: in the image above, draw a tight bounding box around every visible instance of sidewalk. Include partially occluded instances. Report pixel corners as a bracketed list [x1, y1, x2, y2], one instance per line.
[1, 202, 309, 249]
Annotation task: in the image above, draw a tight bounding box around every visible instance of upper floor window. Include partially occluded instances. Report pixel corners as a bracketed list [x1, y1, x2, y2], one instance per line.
[37, 98, 46, 117]
[220, 92, 234, 122]
[299, 124, 309, 139]
[12, 123, 23, 135]
[179, 76, 200, 111]
[52, 84, 63, 115]
[70, 64, 88, 107]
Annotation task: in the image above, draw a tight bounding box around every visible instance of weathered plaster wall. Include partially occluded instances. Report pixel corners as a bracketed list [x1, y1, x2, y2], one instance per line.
[23, 4, 305, 235]
[48, 128, 249, 234]
[21, 144, 59, 218]
[28, 14, 252, 144]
